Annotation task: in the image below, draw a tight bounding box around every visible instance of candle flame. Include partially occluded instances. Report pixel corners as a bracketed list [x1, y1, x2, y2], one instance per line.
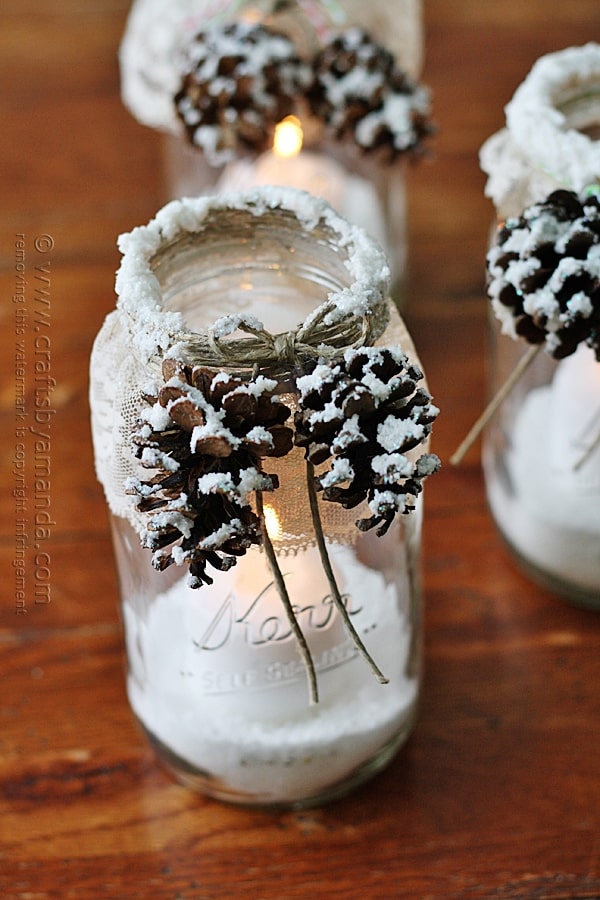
[263, 504, 282, 542]
[273, 116, 303, 159]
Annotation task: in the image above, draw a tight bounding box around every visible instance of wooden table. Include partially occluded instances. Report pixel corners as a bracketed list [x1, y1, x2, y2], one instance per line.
[2, 2, 599, 897]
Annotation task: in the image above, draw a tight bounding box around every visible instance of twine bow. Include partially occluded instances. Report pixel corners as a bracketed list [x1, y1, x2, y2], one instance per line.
[153, 299, 388, 374]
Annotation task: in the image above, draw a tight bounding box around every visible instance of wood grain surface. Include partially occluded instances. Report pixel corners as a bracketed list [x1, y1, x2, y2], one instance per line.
[1, 2, 599, 898]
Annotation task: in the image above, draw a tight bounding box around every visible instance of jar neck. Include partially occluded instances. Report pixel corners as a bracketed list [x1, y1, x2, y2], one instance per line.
[211, 0, 344, 56]
[116, 190, 391, 371]
[153, 207, 352, 333]
[268, 0, 345, 44]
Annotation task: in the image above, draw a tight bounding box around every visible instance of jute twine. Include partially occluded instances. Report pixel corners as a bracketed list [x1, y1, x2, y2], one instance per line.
[142, 298, 390, 378]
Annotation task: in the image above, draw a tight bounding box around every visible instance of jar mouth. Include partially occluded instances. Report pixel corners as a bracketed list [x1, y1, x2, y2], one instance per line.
[115, 188, 390, 365]
[151, 206, 354, 333]
[504, 43, 600, 190]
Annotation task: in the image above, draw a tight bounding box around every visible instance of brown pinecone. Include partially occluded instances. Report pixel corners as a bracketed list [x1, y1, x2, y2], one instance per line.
[487, 188, 600, 359]
[128, 359, 293, 587]
[294, 346, 440, 535]
[174, 21, 312, 165]
[308, 28, 433, 162]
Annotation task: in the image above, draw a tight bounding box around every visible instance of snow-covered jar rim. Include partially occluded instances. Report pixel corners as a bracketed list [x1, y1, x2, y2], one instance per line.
[480, 43, 600, 216]
[115, 186, 392, 369]
[119, 0, 424, 136]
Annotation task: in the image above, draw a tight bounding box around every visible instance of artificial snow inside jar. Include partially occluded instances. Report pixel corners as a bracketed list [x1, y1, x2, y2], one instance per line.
[90, 187, 440, 807]
[478, 44, 600, 609]
[119, 0, 431, 299]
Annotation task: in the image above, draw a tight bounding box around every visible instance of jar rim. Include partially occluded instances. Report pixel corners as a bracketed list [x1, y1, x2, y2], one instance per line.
[115, 187, 391, 367]
[504, 42, 600, 188]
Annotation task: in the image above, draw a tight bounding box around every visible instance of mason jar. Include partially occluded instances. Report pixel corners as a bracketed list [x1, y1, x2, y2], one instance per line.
[119, 0, 429, 299]
[90, 187, 439, 807]
[480, 44, 600, 608]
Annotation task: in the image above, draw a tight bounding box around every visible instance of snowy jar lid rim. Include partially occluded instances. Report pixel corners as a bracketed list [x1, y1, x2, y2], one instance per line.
[504, 42, 600, 189]
[115, 186, 392, 368]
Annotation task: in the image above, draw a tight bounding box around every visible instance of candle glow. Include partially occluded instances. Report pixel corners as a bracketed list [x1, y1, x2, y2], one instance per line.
[216, 117, 388, 255]
[263, 503, 283, 542]
[273, 116, 304, 158]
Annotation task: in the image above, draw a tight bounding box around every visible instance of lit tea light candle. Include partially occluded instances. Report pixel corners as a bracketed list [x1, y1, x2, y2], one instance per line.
[217, 115, 388, 251]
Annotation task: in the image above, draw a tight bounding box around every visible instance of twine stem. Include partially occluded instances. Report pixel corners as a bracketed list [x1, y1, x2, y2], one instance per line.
[256, 490, 318, 705]
[143, 301, 390, 377]
[305, 461, 389, 685]
[450, 344, 542, 466]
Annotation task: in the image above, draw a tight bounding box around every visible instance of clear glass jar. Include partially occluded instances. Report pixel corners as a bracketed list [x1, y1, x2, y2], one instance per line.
[119, 0, 426, 299]
[90, 189, 434, 807]
[480, 44, 600, 609]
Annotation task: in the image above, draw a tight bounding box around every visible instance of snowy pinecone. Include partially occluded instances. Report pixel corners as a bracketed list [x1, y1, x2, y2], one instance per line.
[174, 21, 313, 165]
[487, 188, 600, 359]
[294, 346, 440, 535]
[309, 28, 432, 161]
[128, 359, 293, 587]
